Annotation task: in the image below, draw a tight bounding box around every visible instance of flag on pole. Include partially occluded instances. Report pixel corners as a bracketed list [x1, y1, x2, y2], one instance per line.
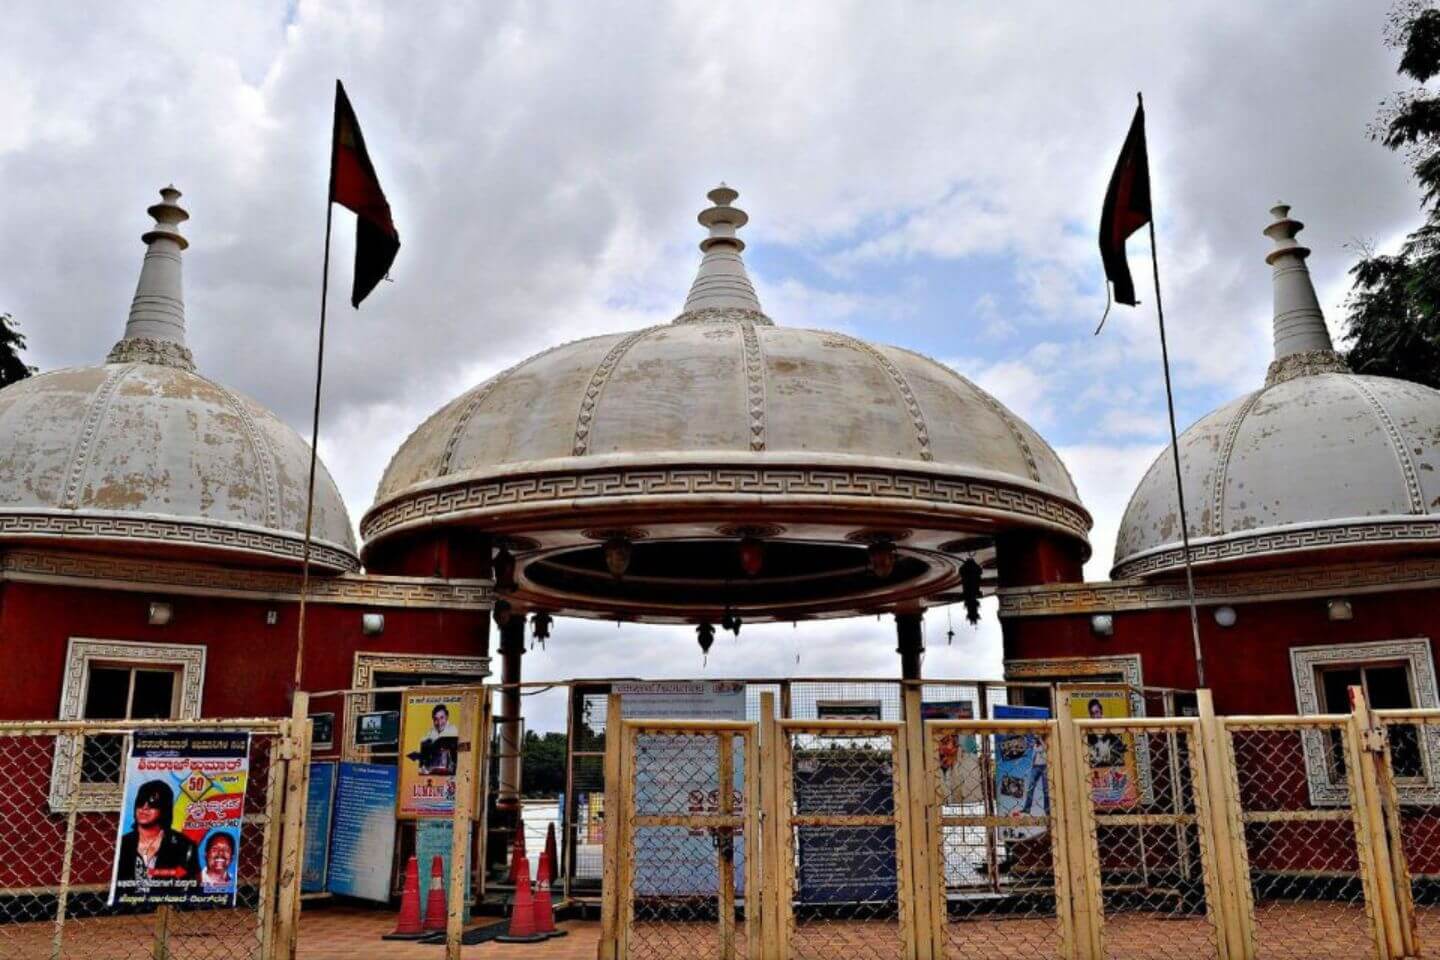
[330, 81, 399, 307]
[1096, 101, 1151, 327]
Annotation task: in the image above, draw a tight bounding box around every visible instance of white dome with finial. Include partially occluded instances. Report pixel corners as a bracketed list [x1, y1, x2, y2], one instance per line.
[1113, 203, 1440, 580]
[0, 187, 358, 571]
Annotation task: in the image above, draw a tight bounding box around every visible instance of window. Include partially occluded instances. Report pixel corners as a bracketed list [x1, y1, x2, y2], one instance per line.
[52, 639, 206, 812]
[1291, 639, 1440, 805]
[79, 664, 181, 783]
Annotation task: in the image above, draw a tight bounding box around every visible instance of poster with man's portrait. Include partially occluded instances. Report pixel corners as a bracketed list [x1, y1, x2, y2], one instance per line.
[1066, 685, 1140, 808]
[108, 730, 249, 907]
[396, 689, 480, 819]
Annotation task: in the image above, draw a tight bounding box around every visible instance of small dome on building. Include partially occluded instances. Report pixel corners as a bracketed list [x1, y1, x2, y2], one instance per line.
[366, 187, 1088, 622]
[1113, 204, 1440, 580]
[0, 188, 357, 571]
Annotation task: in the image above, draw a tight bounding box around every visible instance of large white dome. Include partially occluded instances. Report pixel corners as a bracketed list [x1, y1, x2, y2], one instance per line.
[0, 187, 358, 571]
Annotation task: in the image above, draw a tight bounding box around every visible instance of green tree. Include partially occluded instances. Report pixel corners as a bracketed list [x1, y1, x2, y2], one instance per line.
[0, 314, 35, 387]
[1345, 2, 1440, 389]
[521, 730, 569, 798]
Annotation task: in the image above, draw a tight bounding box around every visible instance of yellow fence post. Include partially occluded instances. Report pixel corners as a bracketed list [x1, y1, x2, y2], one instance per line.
[1348, 685, 1410, 960]
[275, 691, 312, 960]
[744, 719, 764, 960]
[446, 687, 481, 960]
[597, 692, 623, 960]
[1371, 711, 1421, 959]
[759, 691, 786, 960]
[1054, 690, 1103, 960]
[1197, 690, 1254, 960]
[901, 683, 937, 960]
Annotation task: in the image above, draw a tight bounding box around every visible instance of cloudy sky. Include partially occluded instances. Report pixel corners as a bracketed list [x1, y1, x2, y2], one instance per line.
[0, 2, 1423, 725]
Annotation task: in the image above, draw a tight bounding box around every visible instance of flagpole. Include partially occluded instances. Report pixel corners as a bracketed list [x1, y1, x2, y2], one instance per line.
[293, 85, 340, 702]
[1141, 93, 1206, 689]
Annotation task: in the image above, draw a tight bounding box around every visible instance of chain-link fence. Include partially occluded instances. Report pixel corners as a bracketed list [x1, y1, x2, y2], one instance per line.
[620, 722, 757, 960]
[926, 718, 1061, 960]
[1224, 718, 1380, 960]
[0, 720, 285, 960]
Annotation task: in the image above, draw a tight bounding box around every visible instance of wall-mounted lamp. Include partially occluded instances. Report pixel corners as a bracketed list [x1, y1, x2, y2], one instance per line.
[147, 602, 173, 626]
[1213, 606, 1237, 628]
[1090, 614, 1114, 637]
[1327, 599, 1354, 622]
[361, 613, 385, 635]
[265, 609, 279, 627]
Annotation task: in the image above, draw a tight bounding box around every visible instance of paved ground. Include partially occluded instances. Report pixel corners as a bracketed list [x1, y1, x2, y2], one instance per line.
[296, 906, 598, 959]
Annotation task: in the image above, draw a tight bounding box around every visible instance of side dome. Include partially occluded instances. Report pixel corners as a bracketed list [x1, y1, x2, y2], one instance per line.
[363, 186, 1088, 623]
[0, 187, 358, 571]
[1114, 203, 1440, 580]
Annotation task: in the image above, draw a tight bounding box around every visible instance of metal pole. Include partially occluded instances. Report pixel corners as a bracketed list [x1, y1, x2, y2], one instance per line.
[1142, 93, 1206, 689]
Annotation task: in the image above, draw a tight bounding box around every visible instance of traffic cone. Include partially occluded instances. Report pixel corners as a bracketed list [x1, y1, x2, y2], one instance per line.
[532, 848, 566, 938]
[543, 823, 559, 886]
[383, 856, 425, 940]
[422, 855, 448, 933]
[495, 854, 546, 943]
[508, 828, 528, 885]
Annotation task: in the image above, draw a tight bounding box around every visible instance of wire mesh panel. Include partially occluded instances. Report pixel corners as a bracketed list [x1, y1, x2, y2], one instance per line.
[622, 724, 755, 960]
[1226, 719, 1380, 960]
[1079, 720, 1220, 960]
[927, 719, 1061, 960]
[780, 722, 910, 960]
[0, 722, 283, 960]
[1378, 713, 1440, 958]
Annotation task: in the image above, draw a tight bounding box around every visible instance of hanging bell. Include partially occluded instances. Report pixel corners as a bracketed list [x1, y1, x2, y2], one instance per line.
[494, 546, 517, 592]
[697, 622, 716, 664]
[960, 557, 983, 626]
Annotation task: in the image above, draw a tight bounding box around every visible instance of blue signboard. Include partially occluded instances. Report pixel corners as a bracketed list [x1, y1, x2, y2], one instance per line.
[415, 819, 472, 922]
[328, 762, 398, 901]
[993, 705, 1051, 841]
[302, 762, 336, 893]
[794, 749, 897, 904]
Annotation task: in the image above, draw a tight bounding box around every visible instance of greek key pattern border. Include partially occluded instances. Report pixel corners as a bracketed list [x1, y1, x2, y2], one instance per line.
[361, 463, 1091, 543]
[1112, 518, 1440, 580]
[0, 548, 490, 609]
[0, 512, 358, 571]
[1000, 556, 1440, 618]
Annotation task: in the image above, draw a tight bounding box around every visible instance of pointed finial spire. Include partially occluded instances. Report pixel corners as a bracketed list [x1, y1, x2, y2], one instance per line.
[677, 184, 770, 323]
[108, 186, 196, 370]
[1262, 203, 1348, 386]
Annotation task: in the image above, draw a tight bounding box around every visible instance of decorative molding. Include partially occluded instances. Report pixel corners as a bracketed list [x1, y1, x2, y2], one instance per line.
[1348, 377, 1426, 515]
[0, 511, 358, 572]
[61, 365, 133, 509]
[1111, 518, 1440, 581]
[1211, 390, 1263, 536]
[999, 557, 1440, 618]
[672, 307, 773, 327]
[361, 462, 1091, 545]
[947, 369, 1043, 483]
[0, 548, 492, 610]
[826, 334, 934, 463]
[438, 341, 574, 477]
[739, 320, 767, 451]
[51, 638, 207, 813]
[352, 652, 491, 691]
[572, 326, 664, 456]
[212, 382, 280, 530]
[105, 337, 197, 371]
[1289, 638, 1440, 806]
[1264, 349, 1349, 387]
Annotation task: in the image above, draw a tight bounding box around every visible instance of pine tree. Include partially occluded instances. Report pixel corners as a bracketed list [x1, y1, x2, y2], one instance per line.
[0, 314, 36, 388]
[1345, 2, 1440, 389]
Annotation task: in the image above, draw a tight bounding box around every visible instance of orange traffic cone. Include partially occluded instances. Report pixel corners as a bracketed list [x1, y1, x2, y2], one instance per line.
[496, 854, 546, 943]
[532, 848, 566, 938]
[543, 823, 559, 885]
[422, 855, 448, 932]
[508, 828, 528, 885]
[383, 855, 425, 940]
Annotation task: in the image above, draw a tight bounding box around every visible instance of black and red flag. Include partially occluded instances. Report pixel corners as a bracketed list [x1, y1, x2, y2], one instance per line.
[330, 81, 399, 307]
[1097, 99, 1151, 326]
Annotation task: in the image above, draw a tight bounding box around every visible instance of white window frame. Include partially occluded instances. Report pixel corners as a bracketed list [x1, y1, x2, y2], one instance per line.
[1290, 637, 1440, 806]
[51, 638, 206, 813]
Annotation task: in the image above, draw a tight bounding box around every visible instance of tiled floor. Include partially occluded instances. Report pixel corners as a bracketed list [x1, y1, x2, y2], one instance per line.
[296, 906, 599, 959]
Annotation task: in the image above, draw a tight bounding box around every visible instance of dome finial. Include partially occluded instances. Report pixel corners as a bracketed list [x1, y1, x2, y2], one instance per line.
[108, 186, 195, 370]
[1261, 202, 1348, 386]
[678, 184, 768, 320]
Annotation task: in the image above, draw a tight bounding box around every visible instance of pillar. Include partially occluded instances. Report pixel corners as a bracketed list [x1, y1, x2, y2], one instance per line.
[895, 612, 924, 681]
[497, 612, 525, 811]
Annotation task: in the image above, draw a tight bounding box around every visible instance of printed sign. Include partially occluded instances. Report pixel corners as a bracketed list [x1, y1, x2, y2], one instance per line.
[397, 690, 479, 819]
[1067, 685, 1140, 808]
[302, 762, 336, 893]
[108, 730, 249, 907]
[922, 701, 979, 805]
[795, 746, 896, 904]
[816, 700, 883, 720]
[415, 819, 472, 923]
[308, 713, 335, 752]
[354, 710, 400, 747]
[993, 704, 1051, 841]
[328, 762, 398, 901]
